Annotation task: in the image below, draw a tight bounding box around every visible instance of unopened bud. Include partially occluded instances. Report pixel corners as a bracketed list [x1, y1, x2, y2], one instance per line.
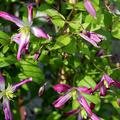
[34, 52, 40, 60]
[96, 49, 104, 57]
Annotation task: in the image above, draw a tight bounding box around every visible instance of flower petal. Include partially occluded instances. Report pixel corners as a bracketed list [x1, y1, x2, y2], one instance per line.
[28, 4, 33, 23]
[100, 85, 107, 96]
[53, 93, 71, 109]
[91, 113, 100, 120]
[0, 11, 24, 27]
[103, 74, 114, 86]
[78, 94, 100, 120]
[3, 97, 13, 120]
[93, 80, 104, 93]
[12, 77, 32, 91]
[65, 109, 80, 116]
[11, 33, 22, 45]
[96, 49, 104, 57]
[84, 0, 96, 18]
[80, 32, 99, 48]
[31, 26, 49, 39]
[113, 80, 120, 89]
[78, 95, 92, 116]
[77, 87, 92, 94]
[90, 32, 102, 43]
[17, 33, 30, 60]
[0, 72, 5, 90]
[53, 84, 71, 93]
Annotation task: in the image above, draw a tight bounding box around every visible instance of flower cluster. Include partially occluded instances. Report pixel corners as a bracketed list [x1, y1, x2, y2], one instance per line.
[53, 84, 100, 120]
[53, 73, 120, 120]
[0, 1, 119, 120]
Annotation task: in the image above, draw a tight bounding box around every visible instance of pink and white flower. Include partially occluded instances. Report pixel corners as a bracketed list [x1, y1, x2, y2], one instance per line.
[0, 4, 49, 60]
[53, 84, 100, 120]
[0, 72, 32, 120]
[80, 30, 104, 48]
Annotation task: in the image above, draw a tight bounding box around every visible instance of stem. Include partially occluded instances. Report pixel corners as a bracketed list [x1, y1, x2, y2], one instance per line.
[93, 63, 105, 73]
[67, 8, 74, 21]
[112, 67, 120, 71]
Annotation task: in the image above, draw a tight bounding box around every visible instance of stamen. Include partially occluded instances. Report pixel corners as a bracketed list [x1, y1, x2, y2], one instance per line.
[19, 26, 30, 34]
[1, 84, 16, 100]
[104, 80, 109, 88]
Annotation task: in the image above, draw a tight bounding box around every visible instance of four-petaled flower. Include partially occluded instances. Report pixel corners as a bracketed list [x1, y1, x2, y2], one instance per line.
[53, 84, 100, 120]
[84, 0, 96, 18]
[93, 74, 120, 96]
[0, 4, 49, 60]
[80, 30, 104, 48]
[0, 72, 32, 120]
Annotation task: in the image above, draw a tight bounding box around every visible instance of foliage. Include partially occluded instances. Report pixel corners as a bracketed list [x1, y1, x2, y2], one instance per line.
[0, 0, 120, 120]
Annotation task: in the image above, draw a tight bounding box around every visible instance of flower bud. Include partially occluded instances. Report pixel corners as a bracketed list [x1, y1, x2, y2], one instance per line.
[34, 52, 40, 60]
[117, 99, 120, 106]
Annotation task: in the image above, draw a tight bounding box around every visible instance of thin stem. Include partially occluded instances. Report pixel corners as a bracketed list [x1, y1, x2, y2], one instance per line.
[67, 8, 74, 21]
[112, 67, 120, 71]
[93, 63, 105, 73]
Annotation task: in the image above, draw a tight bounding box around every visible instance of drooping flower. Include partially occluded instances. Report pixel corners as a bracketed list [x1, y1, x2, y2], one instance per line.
[0, 72, 32, 120]
[93, 74, 120, 96]
[80, 30, 104, 48]
[0, 4, 49, 60]
[53, 84, 100, 120]
[84, 0, 96, 18]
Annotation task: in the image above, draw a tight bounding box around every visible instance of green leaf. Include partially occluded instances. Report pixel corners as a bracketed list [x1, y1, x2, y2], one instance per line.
[62, 39, 76, 54]
[82, 94, 100, 105]
[45, 9, 65, 27]
[80, 42, 90, 58]
[69, 21, 81, 30]
[104, 11, 112, 28]
[0, 31, 10, 45]
[45, 9, 65, 20]
[77, 76, 96, 88]
[112, 20, 120, 39]
[0, 55, 17, 68]
[52, 35, 72, 50]
[72, 99, 80, 109]
[47, 111, 61, 120]
[51, 18, 65, 27]
[19, 60, 44, 83]
[2, 45, 9, 53]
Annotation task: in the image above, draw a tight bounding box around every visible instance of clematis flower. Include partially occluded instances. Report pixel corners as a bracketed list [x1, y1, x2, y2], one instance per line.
[93, 74, 120, 96]
[84, 0, 96, 18]
[53, 84, 100, 120]
[0, 72, 32, 120]
[80, 30, 104, 48]
[0, 4, 49, 60]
